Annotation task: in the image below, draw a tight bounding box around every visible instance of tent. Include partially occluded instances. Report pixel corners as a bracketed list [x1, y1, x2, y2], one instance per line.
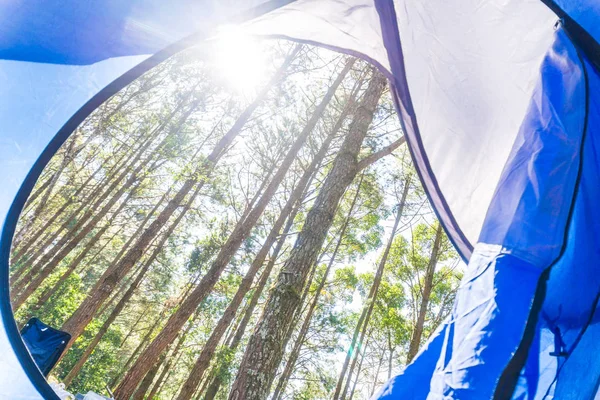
[20, 318, 71, 378]
[0, 0, 598, 398]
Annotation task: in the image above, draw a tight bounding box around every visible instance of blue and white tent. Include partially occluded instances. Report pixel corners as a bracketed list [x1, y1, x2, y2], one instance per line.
[1, 1, 599, 399]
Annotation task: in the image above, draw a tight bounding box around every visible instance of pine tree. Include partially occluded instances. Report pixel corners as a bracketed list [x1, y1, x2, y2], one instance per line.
[228, 69, 386, 400]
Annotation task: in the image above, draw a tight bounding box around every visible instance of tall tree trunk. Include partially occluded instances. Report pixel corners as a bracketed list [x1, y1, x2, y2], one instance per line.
[216, 76, 355, 363]
[333, 178, 409, 400]
[63, 179, 204, 385]
[13, 168, 152, 309]
[202, 171, 316, 400]
[174, 187, 298, 400]
[205, 174, 338, 400]
[280, 240, 331, 347]
[348, 333, 370, 400]
[115, 53, 346, 400]
[132, 355, 165, 400]
[275, 72, 369, 356]
[146, 314, 197, 400]
[11, 162, 106, 273]
[31, 188, 169, 312]
[406, 223, 443, 362]
[62, 45, 300, 347]
[387, 331, 394, 380]
[272, 174, 365, 400]
[227, 69, 386, 400]
[174, 76, 353, 400]
[370, 349, 385, 397]
[11, 129, 158, 292]
[109, 305, 169, 390]
[12, 105, 191, 299]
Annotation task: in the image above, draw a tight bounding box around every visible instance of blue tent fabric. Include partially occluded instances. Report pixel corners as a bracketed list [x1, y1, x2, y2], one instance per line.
[542, 1, 600, 66]
[20, 318, 71, 377]
[1, 1, 600, 399]
[0, 0, 291, 64]
[510, 52, 600, 400]
[372, 26, 593, 399]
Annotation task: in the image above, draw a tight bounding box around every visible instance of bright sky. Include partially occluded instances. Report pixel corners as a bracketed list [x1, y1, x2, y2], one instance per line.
[209, 25, 269, 96]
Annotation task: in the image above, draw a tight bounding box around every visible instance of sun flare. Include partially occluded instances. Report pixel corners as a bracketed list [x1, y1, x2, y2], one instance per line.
[210, 25, 268, 96]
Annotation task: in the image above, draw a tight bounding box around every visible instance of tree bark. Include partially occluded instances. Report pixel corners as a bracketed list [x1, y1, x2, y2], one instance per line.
[275, 71, 368, 356]
[202, 170, 315, 400]
[406, 223, 443, 362]
[227, 69, 386, 400]
[174, 68, 353, 400]
[131, 355, 164, 400]
[272, 174, 365, 400]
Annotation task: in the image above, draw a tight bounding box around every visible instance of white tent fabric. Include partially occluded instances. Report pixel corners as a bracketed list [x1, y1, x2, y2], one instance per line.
[243, 0, 557, 255]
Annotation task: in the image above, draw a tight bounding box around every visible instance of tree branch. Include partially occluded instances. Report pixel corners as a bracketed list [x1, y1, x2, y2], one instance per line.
[356, 136, 406, 171]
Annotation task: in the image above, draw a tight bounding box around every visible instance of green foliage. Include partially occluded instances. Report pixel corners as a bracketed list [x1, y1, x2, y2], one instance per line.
[10, 37, 462, 400]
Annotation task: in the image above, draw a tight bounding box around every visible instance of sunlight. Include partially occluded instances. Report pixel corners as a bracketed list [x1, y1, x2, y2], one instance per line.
[210, 25, 268, 96]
